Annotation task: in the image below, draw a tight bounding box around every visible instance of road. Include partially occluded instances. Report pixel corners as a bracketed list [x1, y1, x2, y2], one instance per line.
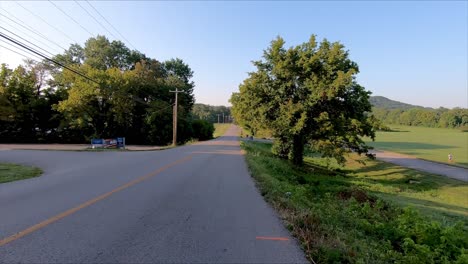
[372, 150, 468, 182]
[0, 125, 307, 263]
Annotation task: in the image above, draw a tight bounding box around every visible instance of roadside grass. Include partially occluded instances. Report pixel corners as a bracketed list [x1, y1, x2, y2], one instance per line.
[239, 127, 273, 139]
[366, 125, 468, 167]
[0, 163, 42, 184]
[213, 123, 231, 138]
[242, 141, 468, 263]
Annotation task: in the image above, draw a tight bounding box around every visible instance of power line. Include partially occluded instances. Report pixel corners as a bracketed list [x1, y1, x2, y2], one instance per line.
[16, 1, 78, 44]
[74, 1, 118, 40]
[0, 33, 153, 107]
[0, 26, 57, 58]
[0, 32, 100, 85]
[0, 14, 63, 54]
[48, 1, 95, 37]
[0, 40, 42, 62]
[85, 1, 137, 50]
[0, 9, 68, 52]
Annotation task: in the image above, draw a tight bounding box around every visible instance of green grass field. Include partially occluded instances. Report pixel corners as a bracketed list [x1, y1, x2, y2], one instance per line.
[367, 125, 468, 167]
[242, 141, 468, 263]
[0, 163, 42, 184]
[213, 123, 231, 138]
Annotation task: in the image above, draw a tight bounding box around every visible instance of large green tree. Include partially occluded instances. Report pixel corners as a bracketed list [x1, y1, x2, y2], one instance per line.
[231, 35, 376, 165]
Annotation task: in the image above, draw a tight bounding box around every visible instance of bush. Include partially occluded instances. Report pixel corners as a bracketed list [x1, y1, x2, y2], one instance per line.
[191, 120, 214, 140]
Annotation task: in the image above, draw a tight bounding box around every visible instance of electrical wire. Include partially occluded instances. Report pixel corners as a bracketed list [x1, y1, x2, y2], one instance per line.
[74, 1, 118, 40]
[48, 1, 95, 37]
[85, 0, 137, 50]
[0, 9, 68, 51]
[0, 26, 57, 58]
[0, 15, 63, 54]
[0, 32, 100, 84]
[16, 1, 78, 44]
[0, 40, 42, 62]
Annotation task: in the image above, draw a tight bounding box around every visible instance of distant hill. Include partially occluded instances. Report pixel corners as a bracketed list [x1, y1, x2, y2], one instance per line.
[370, 96, 427, 110]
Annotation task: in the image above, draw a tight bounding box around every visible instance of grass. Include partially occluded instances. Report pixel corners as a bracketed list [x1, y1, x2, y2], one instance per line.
[0, 163, 42, 184]
[367, 125, 468, 167]
[213, 123, 231, 138]
[242, 141, 468, 263]
[239, 127, 273, 139]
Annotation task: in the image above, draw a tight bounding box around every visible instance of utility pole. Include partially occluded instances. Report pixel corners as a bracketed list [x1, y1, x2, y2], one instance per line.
[217, 114, 220, 123]
[170, 88, 183, 146]
[222, 112, 225, 123]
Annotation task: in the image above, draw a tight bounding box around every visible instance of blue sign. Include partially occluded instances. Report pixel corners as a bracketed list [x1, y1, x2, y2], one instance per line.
[91, 139, 103, 145]
[91, 138, 125, 149]
[116, 137, 125, 148]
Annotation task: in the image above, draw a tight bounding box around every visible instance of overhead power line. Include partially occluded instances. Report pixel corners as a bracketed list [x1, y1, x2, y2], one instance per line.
[16, 1, 78, 44]
[0, 15, 63, 54]
[85, 0, 137, 50]
[0, 9, 68, 52]
[48, 1, 95, 37]
[0, 32, 100, 84]
[74, 1, 118, 40]
[0, 40, 42, 62]
[0, 26, 57, 58]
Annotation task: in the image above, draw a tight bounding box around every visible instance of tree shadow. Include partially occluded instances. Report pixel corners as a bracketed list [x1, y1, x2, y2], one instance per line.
[319, 158, 467, 194]
[372, 192, 468, 220]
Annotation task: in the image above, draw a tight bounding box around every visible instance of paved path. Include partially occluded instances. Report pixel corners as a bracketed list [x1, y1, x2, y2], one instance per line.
[0, 125, 306, 263]
[243, 137, 467, 182]
[372, 150, 468, 182]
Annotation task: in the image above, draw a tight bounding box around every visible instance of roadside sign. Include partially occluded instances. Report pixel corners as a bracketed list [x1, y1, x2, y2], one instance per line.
[91, 137, 125, 149]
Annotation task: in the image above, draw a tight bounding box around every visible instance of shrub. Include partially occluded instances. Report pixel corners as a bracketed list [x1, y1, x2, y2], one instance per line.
[191, 120, 214, 140]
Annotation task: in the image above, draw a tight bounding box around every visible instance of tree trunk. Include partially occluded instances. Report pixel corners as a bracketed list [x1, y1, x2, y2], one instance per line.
[290, 134, 304, 166]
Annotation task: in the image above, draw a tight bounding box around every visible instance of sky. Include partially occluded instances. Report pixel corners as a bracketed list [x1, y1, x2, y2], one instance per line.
[0, 1, 466, 108]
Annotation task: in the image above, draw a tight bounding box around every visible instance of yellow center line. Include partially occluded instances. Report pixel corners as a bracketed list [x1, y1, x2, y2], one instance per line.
[0, 155, 193, 247]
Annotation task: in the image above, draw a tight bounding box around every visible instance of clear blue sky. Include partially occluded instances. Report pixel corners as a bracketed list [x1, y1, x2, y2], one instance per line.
[1, 1, 467, 108]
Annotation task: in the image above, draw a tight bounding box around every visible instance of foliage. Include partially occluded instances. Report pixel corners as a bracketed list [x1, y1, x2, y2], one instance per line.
[241, 141, 468, 263]
[372, 106, 468, 129]
[191, 120, 214, 140]
[0, 35, 199, 145]
[231, 35, 376, 165]
[0, 163, 42, 184]
[191, 103, 231, 123]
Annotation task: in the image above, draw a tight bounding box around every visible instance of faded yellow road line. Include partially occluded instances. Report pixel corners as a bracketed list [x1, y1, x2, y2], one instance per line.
[0, 155, 193, 247]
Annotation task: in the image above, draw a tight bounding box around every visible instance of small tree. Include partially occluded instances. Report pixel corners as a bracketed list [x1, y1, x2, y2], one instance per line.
[231, 35, 376, 165]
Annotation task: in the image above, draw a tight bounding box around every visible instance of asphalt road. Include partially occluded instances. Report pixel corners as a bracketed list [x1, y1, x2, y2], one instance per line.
[372, 150, 468, 182]
[0, 125, 307, 263]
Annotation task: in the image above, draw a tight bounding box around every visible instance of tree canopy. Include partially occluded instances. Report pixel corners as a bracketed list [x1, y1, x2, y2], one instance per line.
[231, 35, 376, 165]
[0, 35, 198, 145]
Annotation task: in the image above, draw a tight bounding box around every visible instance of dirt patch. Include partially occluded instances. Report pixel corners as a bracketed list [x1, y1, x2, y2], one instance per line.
[338, 189, 376, 205]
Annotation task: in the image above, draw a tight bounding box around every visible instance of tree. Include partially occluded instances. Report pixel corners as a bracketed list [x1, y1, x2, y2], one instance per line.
[231, 35, 376, 165]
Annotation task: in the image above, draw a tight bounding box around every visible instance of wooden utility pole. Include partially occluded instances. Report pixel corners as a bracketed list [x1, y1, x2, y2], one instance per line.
[170, 89, 183, 146]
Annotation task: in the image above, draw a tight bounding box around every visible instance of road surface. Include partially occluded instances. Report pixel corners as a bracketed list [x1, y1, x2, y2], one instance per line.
[372, 150, 468, 182]
[0, 125, 307, 263]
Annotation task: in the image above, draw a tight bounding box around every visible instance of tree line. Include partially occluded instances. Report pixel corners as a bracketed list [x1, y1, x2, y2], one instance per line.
[372, 107, 468, 129]
[191, 103, 231, 123]
[0, 35, 213, 145]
